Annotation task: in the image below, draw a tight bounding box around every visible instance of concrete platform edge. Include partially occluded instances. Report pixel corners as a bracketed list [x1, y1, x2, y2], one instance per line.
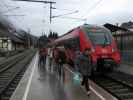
[64, 65, 118, 100]
[10, 53, 38, 100]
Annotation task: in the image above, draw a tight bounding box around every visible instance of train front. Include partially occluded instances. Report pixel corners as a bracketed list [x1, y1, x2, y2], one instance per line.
[83, 25, 121, 71]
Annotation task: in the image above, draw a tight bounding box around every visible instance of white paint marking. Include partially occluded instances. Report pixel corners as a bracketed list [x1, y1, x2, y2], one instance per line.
[90, 87, 106, 100]
[64, 66, 106, 100]
[22, 53, 38, 100]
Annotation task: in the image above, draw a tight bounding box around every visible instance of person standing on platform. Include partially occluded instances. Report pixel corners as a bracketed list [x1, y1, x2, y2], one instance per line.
[48, 48, 53, 72]
[39, 48, 47, 67]
[39, 48, 44, 66]
[43, 48, 48, 66]
[53, 47, 60, 73]
[75, 48, 92, 96]
[57, 48, 66, 79]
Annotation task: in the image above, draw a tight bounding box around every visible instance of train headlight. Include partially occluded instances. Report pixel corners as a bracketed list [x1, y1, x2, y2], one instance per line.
[91, 48, 95, 52]
[112, 48, 117, 52]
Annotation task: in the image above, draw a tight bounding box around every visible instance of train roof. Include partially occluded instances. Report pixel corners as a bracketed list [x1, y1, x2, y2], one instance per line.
[58, 24, 110, 38]
[51, 24, 111, 46]
[81, 24, 111, 33]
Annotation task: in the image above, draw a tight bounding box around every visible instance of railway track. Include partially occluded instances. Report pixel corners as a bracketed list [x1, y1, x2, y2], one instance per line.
[0, 50, 36, 100]
[92, 72, 133, 100]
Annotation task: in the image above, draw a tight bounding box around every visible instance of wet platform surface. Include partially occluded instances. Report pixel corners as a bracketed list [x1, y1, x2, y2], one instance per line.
[27, 64, 100, 100]
[10, 54, 106, 100]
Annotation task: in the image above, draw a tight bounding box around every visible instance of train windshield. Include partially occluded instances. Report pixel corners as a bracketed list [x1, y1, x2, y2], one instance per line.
[86, 32, 113, 46]
[83, 25, 113, 46]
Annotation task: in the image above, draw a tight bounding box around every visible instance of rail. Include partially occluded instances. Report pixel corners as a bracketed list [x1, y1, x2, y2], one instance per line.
[0, 49, 36, 100]
[92, 72, 133, 100]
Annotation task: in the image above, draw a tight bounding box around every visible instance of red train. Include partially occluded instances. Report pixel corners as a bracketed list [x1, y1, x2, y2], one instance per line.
[52, 24, 121, 72]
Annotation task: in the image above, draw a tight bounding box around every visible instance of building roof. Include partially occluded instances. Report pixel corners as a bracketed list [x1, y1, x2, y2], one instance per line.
[121, 21, 133, 29]
[104, 23, 129, 32]
[0, 29, 8, 37]
[0, 22, 24, 43]
[8, 32, 24, 43]
[0, 14, 37, 44]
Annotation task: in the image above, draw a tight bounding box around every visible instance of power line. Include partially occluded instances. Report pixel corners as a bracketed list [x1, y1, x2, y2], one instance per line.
[52, 7, 77, 12]
[3, 14, 25, 17]
[82, 0, 103, 19]
[1, 7, 20, 14]
[51, 10, 78, 18]
[13, 0, 55, 4]
[13, 0, 56, 24]
[55, 16, 86, 21]
[1, 0, 9, 9]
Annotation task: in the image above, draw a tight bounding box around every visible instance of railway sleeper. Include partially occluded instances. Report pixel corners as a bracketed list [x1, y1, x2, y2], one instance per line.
[97, 82, 118, 86]
[111, 88, 131, 94]
[0, 51, 36, 100]
[106, 85, 124, 89]
[1, 96, 10, 100]
[117, 93, 133, 99]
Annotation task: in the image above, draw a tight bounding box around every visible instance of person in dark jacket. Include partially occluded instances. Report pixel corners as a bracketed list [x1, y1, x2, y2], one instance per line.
[75, 48, 92, 95]
[57, 48, 66, 78]
[39, 48, 48, 68]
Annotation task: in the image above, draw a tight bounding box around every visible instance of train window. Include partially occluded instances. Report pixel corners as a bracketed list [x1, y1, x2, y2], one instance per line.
[86, 32, 113, 45]
[83, 26, 113, 46]
[64, 37, 80, 50]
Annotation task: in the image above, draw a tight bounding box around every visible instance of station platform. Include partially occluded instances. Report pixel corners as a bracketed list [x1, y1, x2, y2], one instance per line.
[10, 53, 116, 100]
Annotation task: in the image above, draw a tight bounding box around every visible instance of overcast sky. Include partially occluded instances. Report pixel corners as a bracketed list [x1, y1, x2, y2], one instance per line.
[0, 0, 133, 36]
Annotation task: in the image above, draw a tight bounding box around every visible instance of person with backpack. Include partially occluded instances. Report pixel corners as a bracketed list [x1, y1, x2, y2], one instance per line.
[75, 48, 92, 96]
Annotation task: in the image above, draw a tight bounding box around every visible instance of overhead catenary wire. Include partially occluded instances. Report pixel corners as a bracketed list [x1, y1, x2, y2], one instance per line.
[55, 16, 86, 21]
[1, 7, 20, 14]
[3, 14, 25, 17]
[52, 7, 78, 12]
[13, 0, 56, 24]
[1, 0, 9, 9]
[51, 10, 79, 18]
[82, 0, 103, 19]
